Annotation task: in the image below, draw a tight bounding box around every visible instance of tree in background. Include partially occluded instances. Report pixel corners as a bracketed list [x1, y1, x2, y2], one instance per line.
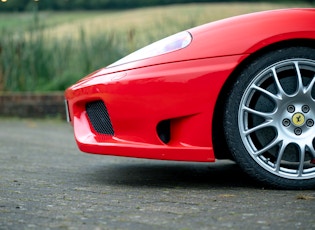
[0, 0, 29, 11]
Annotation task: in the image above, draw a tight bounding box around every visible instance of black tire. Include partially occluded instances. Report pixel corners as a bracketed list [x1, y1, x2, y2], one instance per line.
[224, 46, 315, 189]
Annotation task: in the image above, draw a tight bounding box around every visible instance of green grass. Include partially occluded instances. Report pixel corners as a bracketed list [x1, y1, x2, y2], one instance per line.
[0, 11, 104, 31]
[0, 2, 312, 92]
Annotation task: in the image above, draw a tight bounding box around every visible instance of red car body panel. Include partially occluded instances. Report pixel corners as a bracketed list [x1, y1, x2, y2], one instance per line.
[65, 8, 315, 162]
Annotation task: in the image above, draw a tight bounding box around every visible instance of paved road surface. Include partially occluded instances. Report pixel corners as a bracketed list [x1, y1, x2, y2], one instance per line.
[0, 119, 315, 229]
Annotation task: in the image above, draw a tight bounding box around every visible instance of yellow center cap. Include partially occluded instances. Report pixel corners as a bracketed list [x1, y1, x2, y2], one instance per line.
[292, 112, 305, 126]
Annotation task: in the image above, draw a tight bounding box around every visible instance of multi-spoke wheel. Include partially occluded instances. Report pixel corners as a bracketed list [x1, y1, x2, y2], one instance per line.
[224, 47, 315, 189]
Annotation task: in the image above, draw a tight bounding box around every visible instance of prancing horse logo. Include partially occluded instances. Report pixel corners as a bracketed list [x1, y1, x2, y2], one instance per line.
[292, 112, 305, 126]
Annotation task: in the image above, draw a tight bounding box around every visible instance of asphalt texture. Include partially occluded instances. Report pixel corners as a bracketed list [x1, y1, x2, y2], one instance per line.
[1, 119, 315, 230]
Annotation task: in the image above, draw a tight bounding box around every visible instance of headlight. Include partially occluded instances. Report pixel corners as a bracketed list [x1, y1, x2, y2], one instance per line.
[108, 31, 192, 68]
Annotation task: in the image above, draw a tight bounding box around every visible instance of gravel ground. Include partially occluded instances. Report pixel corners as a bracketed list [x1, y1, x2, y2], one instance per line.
[0, 119, 315, 230]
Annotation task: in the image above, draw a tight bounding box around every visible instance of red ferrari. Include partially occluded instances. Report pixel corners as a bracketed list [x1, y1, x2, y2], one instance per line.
[65, 8, 315, 189]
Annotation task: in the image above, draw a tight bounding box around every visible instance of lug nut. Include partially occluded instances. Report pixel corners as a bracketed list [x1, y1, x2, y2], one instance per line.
[287, 105, 295, 113]
[294, 127, 302, 136]
[302, 105, 310, 113]
[306, 119, 314, 127]
[282, 118, 291, 127]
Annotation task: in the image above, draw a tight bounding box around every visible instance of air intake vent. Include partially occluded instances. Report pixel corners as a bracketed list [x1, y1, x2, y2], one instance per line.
[86, 100, 114, 135]
[157, 120, 170, 144]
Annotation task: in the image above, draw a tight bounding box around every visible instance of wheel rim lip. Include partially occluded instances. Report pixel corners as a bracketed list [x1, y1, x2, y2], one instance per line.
[238, 58, 315, 180]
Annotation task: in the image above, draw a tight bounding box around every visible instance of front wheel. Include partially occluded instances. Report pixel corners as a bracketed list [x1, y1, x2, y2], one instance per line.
[224, 46, 315, 189]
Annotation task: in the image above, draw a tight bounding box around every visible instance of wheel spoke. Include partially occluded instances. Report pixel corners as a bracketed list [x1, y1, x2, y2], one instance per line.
[275, 141, 286, 172]
[307, 144, 315, 160]
[294, 61, 304, 94]
[243, 120, 273, 135]
[253, 137, 281, 156]
[271, 67, 287, 97]
[298, 146, 306, 177]
[242, 105, 273, 119]
[252, 84, 281, 102]
[304, 75, 315, 97]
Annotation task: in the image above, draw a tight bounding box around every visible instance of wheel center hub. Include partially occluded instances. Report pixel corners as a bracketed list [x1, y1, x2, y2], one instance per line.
[292, 112, 305, 127]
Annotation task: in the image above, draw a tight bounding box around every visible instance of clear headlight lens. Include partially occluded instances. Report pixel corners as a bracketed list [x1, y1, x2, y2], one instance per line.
[108, 31, 192, 68]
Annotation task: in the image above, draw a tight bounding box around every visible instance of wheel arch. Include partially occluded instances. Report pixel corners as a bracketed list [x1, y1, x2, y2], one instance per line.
[212, 38, 315, 160]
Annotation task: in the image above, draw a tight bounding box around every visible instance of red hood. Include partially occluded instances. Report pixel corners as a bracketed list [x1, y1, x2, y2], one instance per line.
[80, 8, 315, 79]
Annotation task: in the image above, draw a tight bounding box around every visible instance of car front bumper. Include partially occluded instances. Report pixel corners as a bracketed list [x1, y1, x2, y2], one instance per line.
[65, 55, 246, 162]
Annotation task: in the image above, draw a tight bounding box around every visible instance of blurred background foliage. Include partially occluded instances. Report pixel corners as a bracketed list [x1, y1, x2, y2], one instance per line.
[0, 1, 313, 91]
[0, 0, 312, 11]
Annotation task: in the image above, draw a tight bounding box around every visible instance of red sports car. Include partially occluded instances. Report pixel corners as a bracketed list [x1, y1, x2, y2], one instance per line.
[65, 8, 315, 189]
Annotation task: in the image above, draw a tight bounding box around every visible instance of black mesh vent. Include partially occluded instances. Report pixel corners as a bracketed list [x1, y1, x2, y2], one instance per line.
[86, 100, 114, 135]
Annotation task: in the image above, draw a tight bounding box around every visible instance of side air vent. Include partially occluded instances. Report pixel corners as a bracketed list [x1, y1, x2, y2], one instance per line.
[86, 100, 114, 135]
[157, 120, 170, 144]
